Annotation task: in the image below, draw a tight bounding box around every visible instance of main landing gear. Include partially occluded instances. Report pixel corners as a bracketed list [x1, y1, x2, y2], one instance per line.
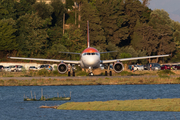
[105, 64, 112, 76]
[68, 71, 75, 77]
[105, 70, 112, 76]
[68, 64, 75, 77]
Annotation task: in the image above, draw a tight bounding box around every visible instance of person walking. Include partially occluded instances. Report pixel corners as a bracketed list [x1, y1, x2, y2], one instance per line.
[150, 64, 152, 71]
[132, 65, 134, 72]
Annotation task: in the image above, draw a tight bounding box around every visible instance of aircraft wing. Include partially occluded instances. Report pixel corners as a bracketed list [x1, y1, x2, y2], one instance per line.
[101, 54, 171, 64]
[9, 57, 80, 64]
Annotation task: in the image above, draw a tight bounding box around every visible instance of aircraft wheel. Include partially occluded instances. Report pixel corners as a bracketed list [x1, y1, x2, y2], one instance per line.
[68, 71, 71, 76]
[73, 72, 75, 76]
[89, 72, 93, 76]
[109, 71, 112, 76]
[105, 71, 108, 76]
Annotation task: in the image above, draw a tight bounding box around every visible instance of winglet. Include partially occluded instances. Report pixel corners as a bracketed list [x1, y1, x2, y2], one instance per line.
[87, 20, 90, 48]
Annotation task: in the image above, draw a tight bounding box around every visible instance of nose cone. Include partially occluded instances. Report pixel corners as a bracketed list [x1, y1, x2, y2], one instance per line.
[83, 56, 100, 67]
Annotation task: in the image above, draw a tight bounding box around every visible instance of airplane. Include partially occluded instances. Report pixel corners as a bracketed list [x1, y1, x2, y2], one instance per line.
[9, 21, 170, 76]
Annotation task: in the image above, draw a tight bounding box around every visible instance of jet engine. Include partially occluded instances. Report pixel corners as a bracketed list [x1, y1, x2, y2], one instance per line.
[113, 62, 124, 73]
[57, 63, 68, 74]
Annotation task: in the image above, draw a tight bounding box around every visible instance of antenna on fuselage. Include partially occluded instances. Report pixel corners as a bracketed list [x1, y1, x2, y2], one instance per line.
[87, 20, 90, 48]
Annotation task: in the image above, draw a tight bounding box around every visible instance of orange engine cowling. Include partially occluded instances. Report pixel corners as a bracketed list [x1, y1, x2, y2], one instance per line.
[57, 63, 67, 74]
[113, 62, 124, 73]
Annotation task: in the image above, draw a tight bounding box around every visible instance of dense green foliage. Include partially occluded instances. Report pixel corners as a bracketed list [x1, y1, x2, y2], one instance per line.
[0, 0, 180, 64]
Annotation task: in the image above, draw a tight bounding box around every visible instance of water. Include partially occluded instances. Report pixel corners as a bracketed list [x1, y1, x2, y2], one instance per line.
[0, 84, 180, 120]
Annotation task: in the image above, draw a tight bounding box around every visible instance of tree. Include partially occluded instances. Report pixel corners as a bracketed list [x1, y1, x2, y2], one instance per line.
[142, 0, 151, 7]
[131, 9, 175, 63]
[0, 18, 17, 51]
[124, 0, 151, 37]
[96, 0, 129, 46]
[33, 2, 54, 20]
[80, 0, 106, 49]
[67, 27, 86, 52]
[0, 3, 9, 19]
[51, 0, 66, 27]
[47, 26, 63, 47]
[16, 13, 49, 57]
[149, 9, 175, 56]
[131, 20, 158, 56]
[0, 0, 16, 19]
[46, 43, 68, 59]
[66, 0, 74, 10]
[14, 0, 36, 20]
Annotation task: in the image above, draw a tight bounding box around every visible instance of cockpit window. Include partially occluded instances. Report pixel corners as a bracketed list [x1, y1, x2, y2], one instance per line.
[83, 52, 99, 55]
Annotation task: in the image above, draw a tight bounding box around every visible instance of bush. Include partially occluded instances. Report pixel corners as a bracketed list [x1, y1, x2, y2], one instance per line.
[76, 71, 89, 76]
[118, 71, 134, 76]
[53, 70, 59, 75]
[157, 70, 175, 75]
[37, 69, 48, 76]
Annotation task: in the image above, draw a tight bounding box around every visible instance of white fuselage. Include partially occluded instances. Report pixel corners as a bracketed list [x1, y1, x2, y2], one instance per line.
[80, 52, 100, 68]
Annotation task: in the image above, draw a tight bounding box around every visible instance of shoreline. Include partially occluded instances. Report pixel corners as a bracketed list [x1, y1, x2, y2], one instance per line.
[56, 98, 180, 112]
[0, 75, 180, 86]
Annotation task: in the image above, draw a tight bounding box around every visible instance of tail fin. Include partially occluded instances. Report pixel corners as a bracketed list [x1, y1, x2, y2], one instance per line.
[87, 20, 90, 48]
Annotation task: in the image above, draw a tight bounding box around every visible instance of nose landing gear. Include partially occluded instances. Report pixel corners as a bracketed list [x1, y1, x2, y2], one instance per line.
[88, 66, 94, 76]
[89, 72, 94, 76]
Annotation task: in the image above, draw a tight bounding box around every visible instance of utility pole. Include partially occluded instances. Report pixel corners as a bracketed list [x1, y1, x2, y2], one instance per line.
[63, 13, 65, 35]
[78, 2, 81, 28]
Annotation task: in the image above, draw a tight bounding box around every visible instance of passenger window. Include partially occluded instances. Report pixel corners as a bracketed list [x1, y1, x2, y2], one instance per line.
[87, 53, 90, 55]
[92, 53, 95, 55]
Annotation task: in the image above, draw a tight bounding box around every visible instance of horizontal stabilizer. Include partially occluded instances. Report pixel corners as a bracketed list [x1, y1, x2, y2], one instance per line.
[59, 52, 81, 55]
[100, 51, 118, 54]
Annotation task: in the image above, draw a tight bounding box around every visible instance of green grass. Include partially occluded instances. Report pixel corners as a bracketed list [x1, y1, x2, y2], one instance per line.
[57, 98, 180, 111]
[117, 71, 134, 76]
[157, 70, 175, 75]
[157, 70, 175, 78]
[76, 71, 89, 76]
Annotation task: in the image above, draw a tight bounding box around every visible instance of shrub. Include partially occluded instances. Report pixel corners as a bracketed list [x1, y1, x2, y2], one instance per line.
[53, 70, 59, 75]
[76, 71, 89, 76]
[118, 71, 134, 76]
[157, 70, 175, 75]
[37, 69, 48, 76]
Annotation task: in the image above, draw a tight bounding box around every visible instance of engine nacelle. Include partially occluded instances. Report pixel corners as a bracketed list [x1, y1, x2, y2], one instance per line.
[57, 63, 68, 74]
[113, 62, 124, 73]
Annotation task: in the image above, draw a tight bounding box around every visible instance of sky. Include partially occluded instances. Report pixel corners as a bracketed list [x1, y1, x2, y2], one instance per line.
[141, 0, 180, 22]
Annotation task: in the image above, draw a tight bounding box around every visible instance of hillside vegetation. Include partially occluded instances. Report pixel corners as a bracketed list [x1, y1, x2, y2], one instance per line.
[0, 0, 180, 64]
